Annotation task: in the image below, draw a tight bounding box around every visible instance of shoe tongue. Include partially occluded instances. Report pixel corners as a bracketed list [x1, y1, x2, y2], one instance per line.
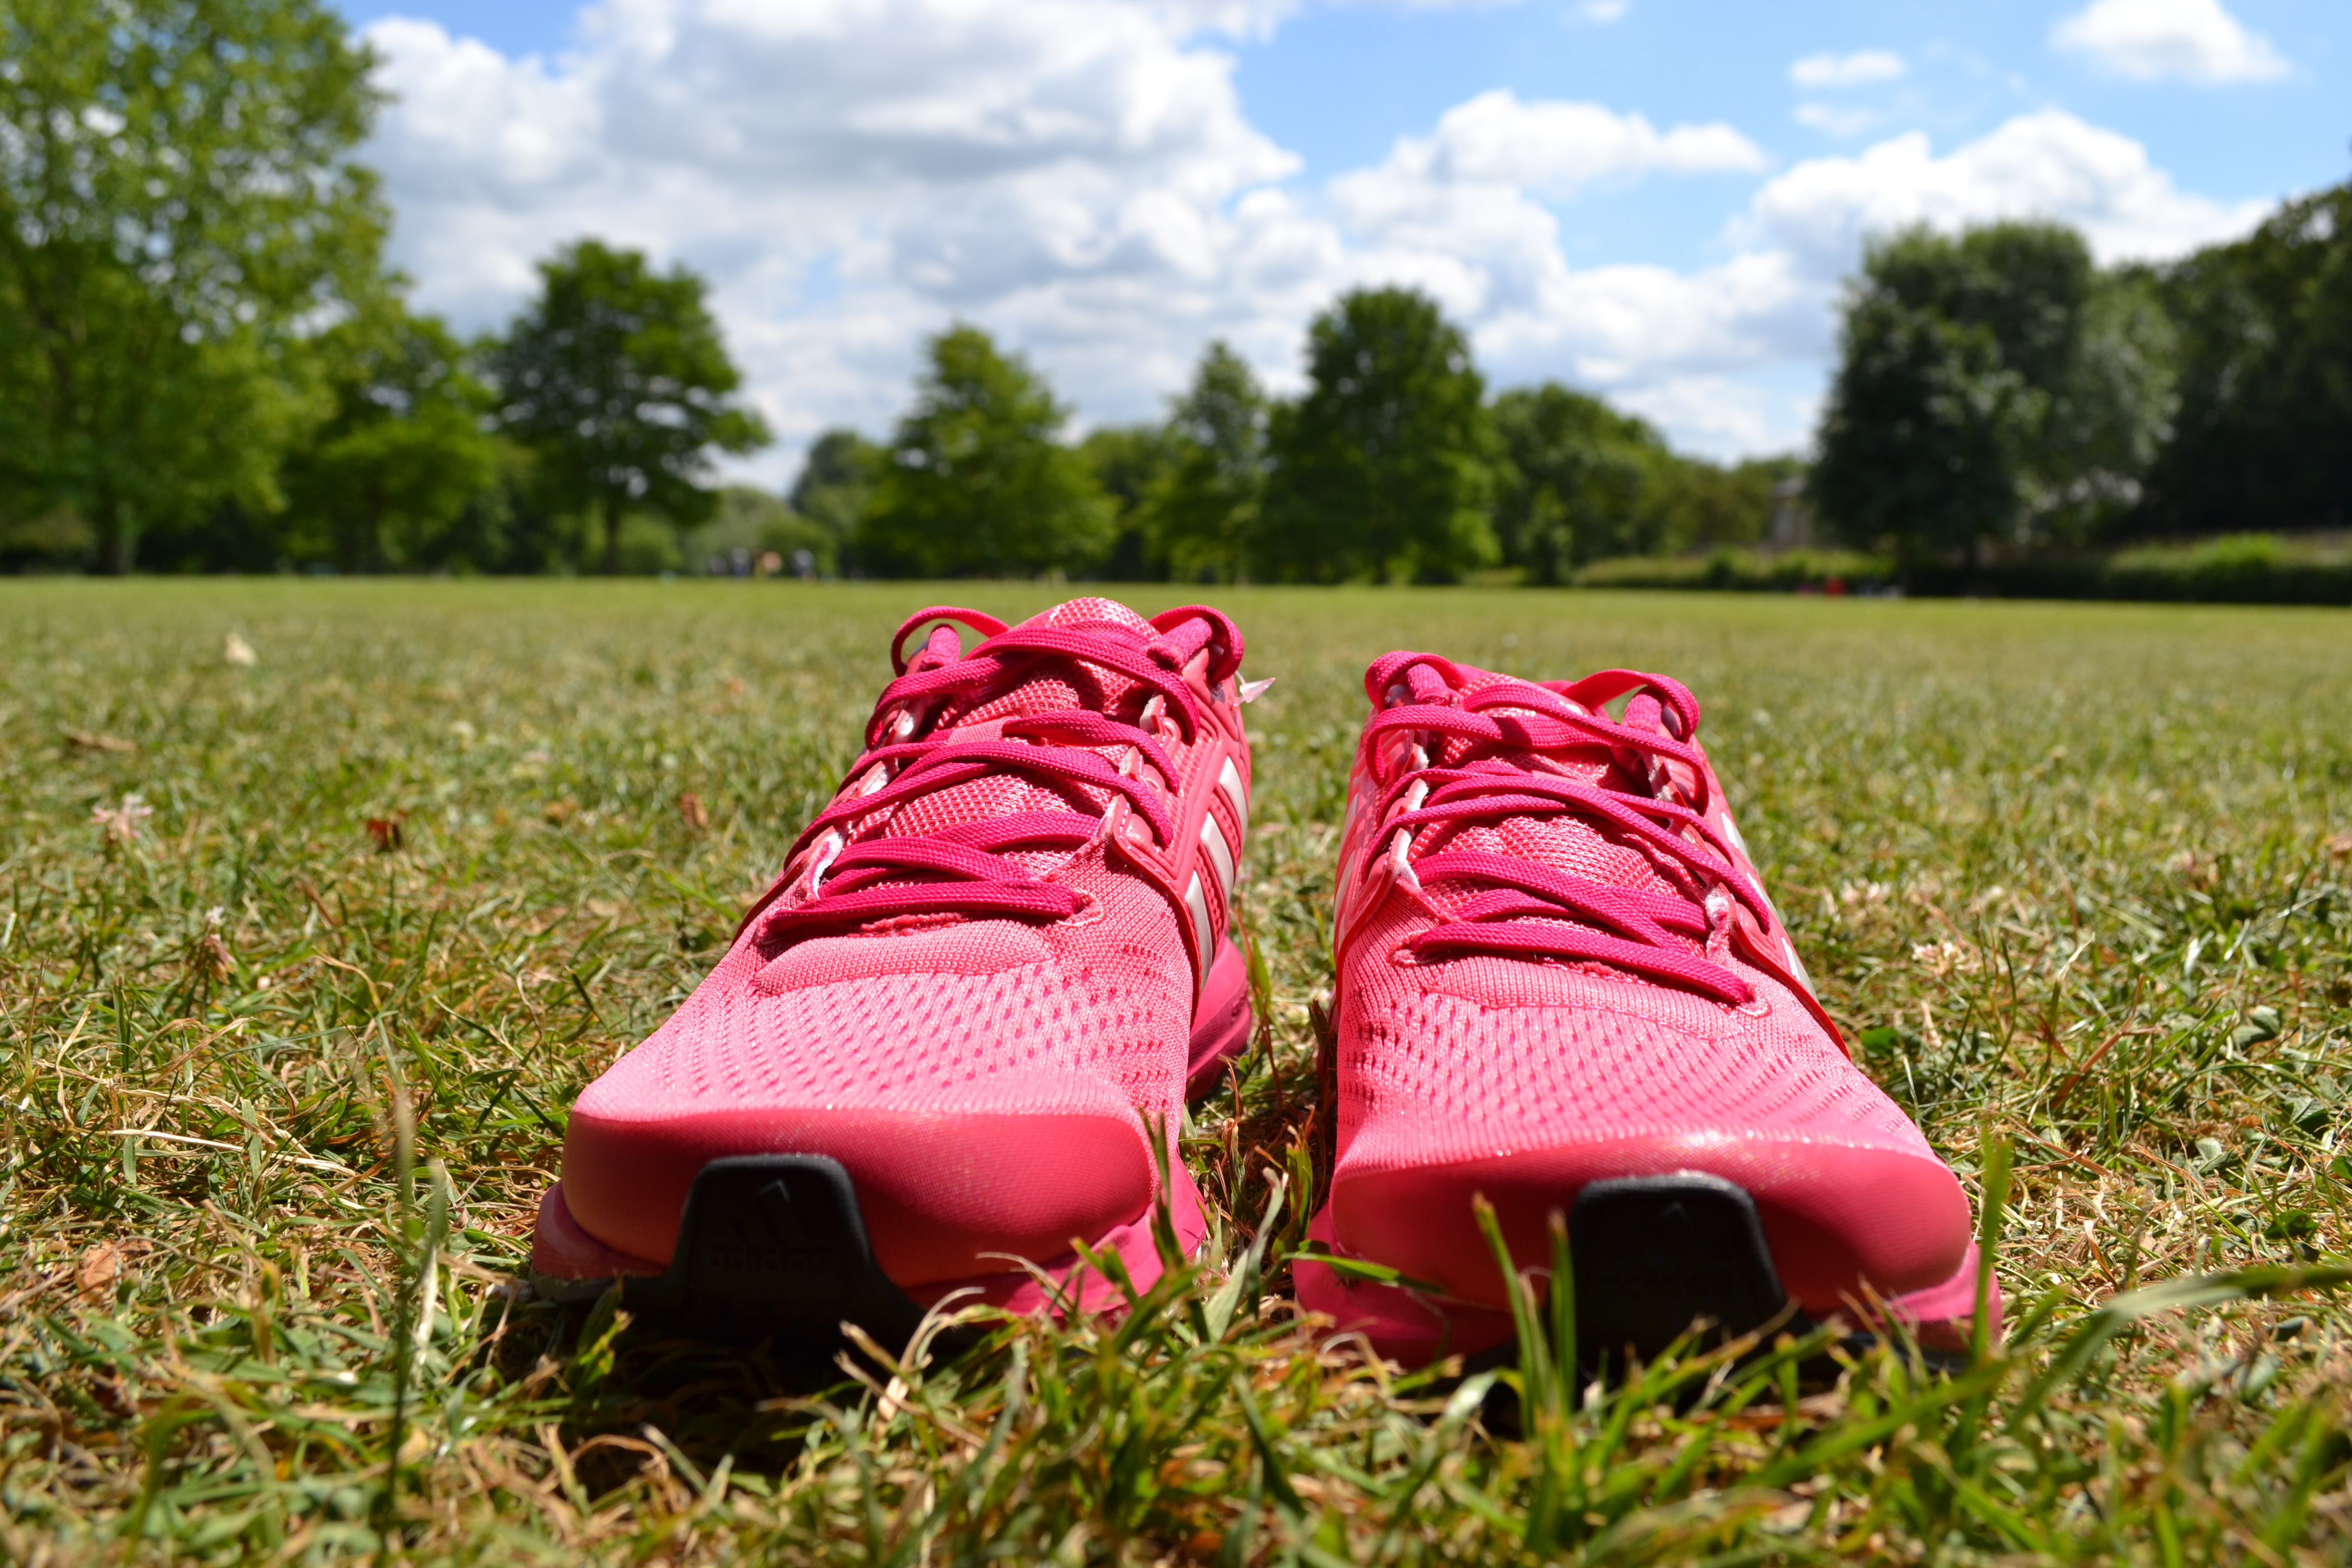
[1022, 596, 1155, 635]
[940, 597, 1154, 728]
[872, 598, 1160, 860]
[1420, 671, 1685, 903]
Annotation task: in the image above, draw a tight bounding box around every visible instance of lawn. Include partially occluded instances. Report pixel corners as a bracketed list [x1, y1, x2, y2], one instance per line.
[6, 579, 2352, 1564]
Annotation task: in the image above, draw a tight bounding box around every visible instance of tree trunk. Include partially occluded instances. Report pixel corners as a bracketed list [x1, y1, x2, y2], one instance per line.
[601, 492, 623, 575]
[93, 487, 131, 575]
[366, 481, 387, 574]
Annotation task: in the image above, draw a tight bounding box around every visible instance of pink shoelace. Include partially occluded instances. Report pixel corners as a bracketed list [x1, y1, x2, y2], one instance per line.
[748, 605, 1243, 946]
[1357, 652, 1773, 1007]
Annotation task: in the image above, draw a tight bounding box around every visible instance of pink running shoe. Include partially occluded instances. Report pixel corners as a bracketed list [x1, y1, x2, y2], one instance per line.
[532, 598, 1259, 1345]
[1293, 652, 1996, 1368]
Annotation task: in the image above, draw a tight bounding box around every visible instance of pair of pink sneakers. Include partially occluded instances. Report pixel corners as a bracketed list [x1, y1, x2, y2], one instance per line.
[531, 598, 1994, 1366]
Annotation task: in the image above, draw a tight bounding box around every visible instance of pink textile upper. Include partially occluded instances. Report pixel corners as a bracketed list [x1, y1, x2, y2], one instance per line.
[561, 598, 1253, 1286]
[1325, 653, 1971, 1315]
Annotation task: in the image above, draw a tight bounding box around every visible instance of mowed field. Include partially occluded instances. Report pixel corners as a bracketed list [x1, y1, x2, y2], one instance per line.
[6, 579, 2352, 1564]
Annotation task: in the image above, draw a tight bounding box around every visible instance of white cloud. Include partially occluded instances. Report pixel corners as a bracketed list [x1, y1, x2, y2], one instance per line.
[1572, 0, 1629, 24]
[1794, 102, 1879, 137]
[360, 3, 2272, 470]
[2051, 0, 2289, 83]
[1615, 376, 1818, 460]
[1788, 50, 1906, 89]
[367, 0, 1310, 452]
[1340, 89, 1763, 205]
[1748, 108, 2268, 272]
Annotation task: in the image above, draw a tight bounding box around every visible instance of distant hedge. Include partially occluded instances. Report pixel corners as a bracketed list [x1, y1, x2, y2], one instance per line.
[1914, 535, 2352, 605]
[1571, 548, 1889, 593]
[1572, 535, 2352, 605]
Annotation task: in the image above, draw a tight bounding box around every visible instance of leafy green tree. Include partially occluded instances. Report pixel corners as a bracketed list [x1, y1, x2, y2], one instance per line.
[1080, 424, 1176, 581]
[0, 0, 386, 571]
[278, 304, 499, 571]
[487, 240, 770, 574]
[862, 325, 1111, 577]
[2145, 178, 2351, 535]
[1638, 455, 1801, 557]
[1814, 221, 2176, 566]
[789, 428, 881, 568]
[1489, 385, 1665, 581]
[1812, 281, 2027, 570]
[1143, 342, 1266, 583]
[1259, 288, 1498, 583]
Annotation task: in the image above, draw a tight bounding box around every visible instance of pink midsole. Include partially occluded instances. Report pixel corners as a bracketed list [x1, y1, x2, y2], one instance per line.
[1185, 936, 1254, 1100]
[1292, 1205, 2002, 1366]
[531, 1159, 1211, 1322]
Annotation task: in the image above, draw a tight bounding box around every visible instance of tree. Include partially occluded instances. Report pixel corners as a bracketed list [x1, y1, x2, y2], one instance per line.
[1638, 455, 1801, 557]
[1812, 282, 2027, 570]
[790, 428, 881, 574]
[277, 304, 500, 571]
[1813, 221, 2175, 567]
[1079, 424, 1176, 581]
[0, 0, 386, 571]
[1489, 385, 1665, 581]
[2042, 267, 2177, 540]
[488, 240, 769, 575]
[2145, 178, 2351, 535]
[861, 325, 1111, 577]
[1143, 341, 1266, 583]
[1259, 288, 1498, 583]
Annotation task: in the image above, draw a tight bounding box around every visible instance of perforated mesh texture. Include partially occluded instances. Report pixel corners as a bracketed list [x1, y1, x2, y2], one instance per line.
[839, 599, 1172, 883]
[1336, 896, 1932, 1175]
[1404, 672, 1690, 934]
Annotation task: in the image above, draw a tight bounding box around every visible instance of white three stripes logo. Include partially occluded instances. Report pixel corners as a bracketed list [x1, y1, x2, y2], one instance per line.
[1183, 758, 1249, 984]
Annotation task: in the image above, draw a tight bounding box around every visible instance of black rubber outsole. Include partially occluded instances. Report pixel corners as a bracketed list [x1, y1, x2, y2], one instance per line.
[535, 1164, 1963, 1384]
[1452, 1173, 1963, 1424]
[536, 1154, 935, 1359]
[1571, 1170, 1802, 1364]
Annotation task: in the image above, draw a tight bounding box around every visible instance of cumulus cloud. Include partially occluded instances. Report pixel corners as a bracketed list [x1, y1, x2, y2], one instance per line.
[369, 0, 1315, 448]
[359, 1, 2269, 469]
[1334, 90, 1762, 218]
[1788, 50, 1906, 89]
[2050, 0, 2289, 83]
[1748, 107, 2268, 273]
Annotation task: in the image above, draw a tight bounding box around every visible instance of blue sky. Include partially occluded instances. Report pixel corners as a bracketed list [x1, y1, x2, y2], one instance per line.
[334, 0, 2345, 479]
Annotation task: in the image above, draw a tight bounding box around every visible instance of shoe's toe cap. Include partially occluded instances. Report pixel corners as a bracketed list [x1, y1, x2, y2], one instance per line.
[562, 1067, 1157, 1286]
[1332, 1132, 1973, 1315]
[1331, 964, 1974, 1314]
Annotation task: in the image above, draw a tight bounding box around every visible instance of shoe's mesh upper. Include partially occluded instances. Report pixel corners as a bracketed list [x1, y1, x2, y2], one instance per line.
[850, 599, 1157, 879]
[1407, 666, 1686, 918]
[1336, 896, 1934, 1179]
[564, 598, 1217, 1278]
[1335, 659, 1942, 1175]
[585, 858, 1191, 1122]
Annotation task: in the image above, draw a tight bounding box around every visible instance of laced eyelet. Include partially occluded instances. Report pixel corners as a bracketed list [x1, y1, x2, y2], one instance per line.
[1734, 994, 1771, 1017]
[803, 829, 845, 897]
[1384, 827, 1420, 892]
[1063, 889, 1105, 927]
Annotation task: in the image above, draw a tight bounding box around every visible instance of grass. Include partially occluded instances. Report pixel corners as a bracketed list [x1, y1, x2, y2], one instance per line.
[5, 578, 2352, 1564]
